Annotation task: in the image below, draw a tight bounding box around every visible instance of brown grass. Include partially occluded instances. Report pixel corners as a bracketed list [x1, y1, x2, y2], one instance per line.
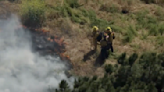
[1, 0, 164, 77]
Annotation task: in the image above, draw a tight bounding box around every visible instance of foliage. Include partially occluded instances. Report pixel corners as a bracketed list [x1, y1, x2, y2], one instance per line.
[135, 10, 164, 36]
[49, 52, 164, 92]
[53, 0, 113, 30]
[123, 25, 137, 43]
[99, 3, 120, 13]
[19, 0, 46, 27]
[156, 36, 164, 46]
[65, 0, 81, 8]
[104, 64, 114, 74]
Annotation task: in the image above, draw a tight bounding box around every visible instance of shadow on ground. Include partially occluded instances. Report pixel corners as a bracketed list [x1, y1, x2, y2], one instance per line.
[83, 49, 106, 67]
[94, 54, 105, 67]
[83, 50, 96, 61]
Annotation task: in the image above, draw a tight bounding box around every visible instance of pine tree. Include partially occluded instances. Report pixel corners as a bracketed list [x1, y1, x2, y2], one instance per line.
[118, 53, 128, 65]
[104, 64, 114, 74]
[58, 80, 71, 92]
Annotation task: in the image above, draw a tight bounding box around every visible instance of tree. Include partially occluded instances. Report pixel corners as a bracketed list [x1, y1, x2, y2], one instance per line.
[58, 80, 71, 92]
[104, 64, 114, 74]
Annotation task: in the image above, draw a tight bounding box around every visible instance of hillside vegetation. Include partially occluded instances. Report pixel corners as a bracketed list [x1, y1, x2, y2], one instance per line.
[49, 52, 164, 92]
[18, 0, 164, 53]
[0, 0, 164, 91]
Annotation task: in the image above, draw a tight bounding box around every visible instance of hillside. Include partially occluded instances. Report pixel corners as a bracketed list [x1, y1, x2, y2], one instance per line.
[0, 0, 164, 77]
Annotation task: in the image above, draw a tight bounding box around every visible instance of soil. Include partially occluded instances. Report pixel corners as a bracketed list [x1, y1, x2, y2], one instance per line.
[1, 0, 163, 78]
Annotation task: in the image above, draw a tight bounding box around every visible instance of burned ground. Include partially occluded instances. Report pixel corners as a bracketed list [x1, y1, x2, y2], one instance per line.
[1, 0, 164, 78]
[14, 25, 73, 77]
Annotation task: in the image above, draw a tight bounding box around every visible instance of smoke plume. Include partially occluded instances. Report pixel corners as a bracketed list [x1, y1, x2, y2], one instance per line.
[0, 15, 74, 92]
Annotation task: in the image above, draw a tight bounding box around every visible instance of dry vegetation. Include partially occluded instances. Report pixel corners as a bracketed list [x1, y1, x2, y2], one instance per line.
[0, 0, 164, 77]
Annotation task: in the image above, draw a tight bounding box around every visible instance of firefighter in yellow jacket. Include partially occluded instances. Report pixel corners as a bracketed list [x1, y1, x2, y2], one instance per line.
[99, 32, 110, 60]
[92, 26, 100, 51]
[105, 26, 115, 52]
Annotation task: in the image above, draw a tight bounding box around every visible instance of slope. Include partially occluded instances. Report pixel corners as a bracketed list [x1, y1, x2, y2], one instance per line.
[0, 0, 164, 77]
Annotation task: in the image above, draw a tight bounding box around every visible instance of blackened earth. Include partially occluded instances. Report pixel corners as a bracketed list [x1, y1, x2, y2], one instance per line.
[21, 27, 73, 77]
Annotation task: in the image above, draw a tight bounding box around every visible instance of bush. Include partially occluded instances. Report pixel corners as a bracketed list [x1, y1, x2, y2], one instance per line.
[117, 52, 127, 65]
[136, 11, 158, 29]
[55, 3, 113, 30]
[158, 23, 164, 35]
[123, 25, 137, 43]
[135, 10, 149, 28]
[19, 0, 46, 27]
[65, 0, 81, 8]
[48, 52, 164, 92]
[154, 6, 164, 21]
[135, 10, 164, 36]
[104, 64, 114, 74]
[128, 53, 138, 66]
[156, 36, 164, 46]
[110, 25, 123, 33]
[99, 3, 120, 13]
[148, 22, 164, 36]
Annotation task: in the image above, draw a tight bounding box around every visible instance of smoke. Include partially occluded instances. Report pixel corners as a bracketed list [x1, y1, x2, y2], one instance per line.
[0, 15, 74, 92]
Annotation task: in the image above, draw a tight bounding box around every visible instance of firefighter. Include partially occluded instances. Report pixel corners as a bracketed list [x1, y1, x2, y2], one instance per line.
[92, 26, 100, 51]
[105, 26, 115, 52]
[100, 32, 110, 60]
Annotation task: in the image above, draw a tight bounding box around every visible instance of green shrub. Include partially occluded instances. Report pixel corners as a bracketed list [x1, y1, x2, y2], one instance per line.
[135, 10, 149, 29]
[110, 25, 123, 33]
[136, 10, 158, 30]
[154, 6, 164, 21]
[104, 64, 114, 74]
[158, 23, 164, 35]
[148, 24, 159, 36]
[128, 53, 138, 66]
[123, 25, 137, 43]
[117, 52, 127, 65]
[65, 0, 81, 8]
[20, 0, 46, 27]
[55, 1, 113, 29]
[49, 52, 164, 92]
[80, 9, 114, 30]
[99, 3, 120, 13]
[156, 36, 164, 46]
[148, 22, 164, 36]
[135, 10, 164, 36]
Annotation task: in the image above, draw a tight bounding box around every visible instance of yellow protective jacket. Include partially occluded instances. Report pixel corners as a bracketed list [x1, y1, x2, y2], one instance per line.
[106, 32, 115, 43]
[92, 30, 100, 49]
[92, 30, 99, 38]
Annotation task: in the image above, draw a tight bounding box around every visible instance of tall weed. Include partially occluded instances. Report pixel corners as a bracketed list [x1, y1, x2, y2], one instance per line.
[99, 3, 120, 13]
[156, 36, 164, 46]
[20, 0, 46, 27]
[123, 25, 137, 43]
[65, 0, 81, 8]
[149, 23, 164, 36]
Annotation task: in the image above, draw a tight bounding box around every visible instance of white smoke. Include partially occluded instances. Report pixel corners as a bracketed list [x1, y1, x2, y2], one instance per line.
[0, 15, 74, 92]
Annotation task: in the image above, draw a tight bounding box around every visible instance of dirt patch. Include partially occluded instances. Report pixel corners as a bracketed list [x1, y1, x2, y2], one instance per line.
[1, 0, 163, 78]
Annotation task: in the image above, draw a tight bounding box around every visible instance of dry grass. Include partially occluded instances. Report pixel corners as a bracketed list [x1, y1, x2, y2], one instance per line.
[1, 0, 164, 77]
[0, 0, 19, 18]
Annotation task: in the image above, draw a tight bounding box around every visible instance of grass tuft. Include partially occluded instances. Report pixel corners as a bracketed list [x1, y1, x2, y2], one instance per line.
[19, 0, 46, 27]
[123, 25, 137, 43]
